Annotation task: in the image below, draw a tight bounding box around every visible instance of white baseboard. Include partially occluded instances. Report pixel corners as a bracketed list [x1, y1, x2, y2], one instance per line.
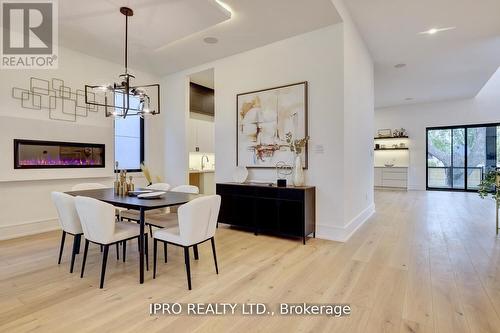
[0, 218, 60, 241]
[315, 203, 375, 242]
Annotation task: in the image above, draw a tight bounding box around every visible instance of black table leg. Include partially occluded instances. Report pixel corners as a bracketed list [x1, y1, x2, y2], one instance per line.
[193, 245, 199, 260]
[139, 208, 145, 284]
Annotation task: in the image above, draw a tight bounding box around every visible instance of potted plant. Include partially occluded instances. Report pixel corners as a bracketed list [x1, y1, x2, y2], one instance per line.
[478, 169, 500, 235]
[285, 132, 309, 186]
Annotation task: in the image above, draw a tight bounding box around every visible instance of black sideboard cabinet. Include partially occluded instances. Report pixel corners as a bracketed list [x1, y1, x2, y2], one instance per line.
[216, 183, 316, 244]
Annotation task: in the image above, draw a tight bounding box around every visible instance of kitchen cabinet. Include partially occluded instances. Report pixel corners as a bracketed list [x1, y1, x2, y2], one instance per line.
[188, 118, 214, 153]
[190, 83, 214, 116]
[374, 167, 408, 189]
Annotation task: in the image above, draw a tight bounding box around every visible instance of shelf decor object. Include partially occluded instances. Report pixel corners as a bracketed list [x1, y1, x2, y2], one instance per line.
[377, 129, 392, 138]
[275, 161, 292, 187]
[14, 139, 105, 169]
[232, 166, 249, 184]
[392, 128, 408, 137]
[237, 82, 308, 168]
[85, 7, 160, 118]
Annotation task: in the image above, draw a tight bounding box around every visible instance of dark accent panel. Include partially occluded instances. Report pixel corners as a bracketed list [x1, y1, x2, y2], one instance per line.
[216, 183, 316, 244]
[190, 82, 214, 116]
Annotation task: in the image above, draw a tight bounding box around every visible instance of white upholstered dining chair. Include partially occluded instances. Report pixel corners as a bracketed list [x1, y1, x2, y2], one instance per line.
[153, 195, 221, 290]
[75, 196, 149, 288]
[72, 182, 125, 225]
[71, 183, 107, 191]
[146, 185, 199, 229]
[51, 192, 84, 273]
[145, 185, 199, 262]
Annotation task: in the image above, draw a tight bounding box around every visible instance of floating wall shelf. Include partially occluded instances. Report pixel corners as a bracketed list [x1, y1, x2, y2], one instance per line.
[374, 136, 409, 140]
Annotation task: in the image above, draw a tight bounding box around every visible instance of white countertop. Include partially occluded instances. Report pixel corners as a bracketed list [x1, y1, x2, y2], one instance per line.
[374, 166, 408, 168]
[189, 169, 215, 174]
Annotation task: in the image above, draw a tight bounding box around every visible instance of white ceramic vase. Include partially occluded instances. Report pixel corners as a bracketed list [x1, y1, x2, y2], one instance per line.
[293, 154, 305, 186]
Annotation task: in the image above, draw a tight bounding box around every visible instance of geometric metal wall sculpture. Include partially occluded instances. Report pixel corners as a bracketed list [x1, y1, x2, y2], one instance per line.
[12, 77, 100, 122]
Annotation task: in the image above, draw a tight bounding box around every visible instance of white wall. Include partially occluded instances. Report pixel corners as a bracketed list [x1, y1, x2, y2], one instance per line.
[162, 19, 374, 241]
[375, 68, 500, 190]
[162, 25, 346, 235]
[0, 46, 160, 239]
[333, 0, 375, 239]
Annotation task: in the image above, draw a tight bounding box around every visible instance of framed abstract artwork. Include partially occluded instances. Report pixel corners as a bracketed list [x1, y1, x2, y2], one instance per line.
[237, 81, 308, 168]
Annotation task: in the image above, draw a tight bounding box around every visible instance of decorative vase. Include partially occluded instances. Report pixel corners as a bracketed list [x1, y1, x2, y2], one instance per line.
[293, 154, 305, 186]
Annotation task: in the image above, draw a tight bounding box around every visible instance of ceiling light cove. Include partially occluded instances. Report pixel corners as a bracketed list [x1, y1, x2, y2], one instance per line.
[418, 27, 456, 35]
[214, 0, 233, 16]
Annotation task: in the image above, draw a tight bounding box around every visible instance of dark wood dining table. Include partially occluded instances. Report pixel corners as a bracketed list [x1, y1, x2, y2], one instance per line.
[65, 188, 200, 284]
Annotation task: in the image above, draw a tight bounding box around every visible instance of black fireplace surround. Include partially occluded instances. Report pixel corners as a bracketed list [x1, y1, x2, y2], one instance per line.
[14, 139, 105, 169]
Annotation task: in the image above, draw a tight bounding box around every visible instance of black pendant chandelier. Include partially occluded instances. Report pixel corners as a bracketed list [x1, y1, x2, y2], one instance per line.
[85, 7, 160, 118]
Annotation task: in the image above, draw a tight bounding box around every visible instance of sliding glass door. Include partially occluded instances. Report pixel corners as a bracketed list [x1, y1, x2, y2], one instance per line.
[427, 123, 500, 191]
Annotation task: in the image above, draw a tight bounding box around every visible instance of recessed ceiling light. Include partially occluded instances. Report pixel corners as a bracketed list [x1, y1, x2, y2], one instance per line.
[418, 27, 456, 35]
[405, 98, 414, 101]
[394, 63, 406, 68]
[203, 37, 219, 44]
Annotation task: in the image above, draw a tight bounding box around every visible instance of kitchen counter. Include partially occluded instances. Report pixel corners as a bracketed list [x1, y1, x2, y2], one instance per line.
[189, 169, 215, 174]
[189, 170, 215, 194]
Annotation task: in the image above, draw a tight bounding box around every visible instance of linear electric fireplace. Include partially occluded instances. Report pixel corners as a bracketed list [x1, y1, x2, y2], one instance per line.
[14, 139, 105, 169]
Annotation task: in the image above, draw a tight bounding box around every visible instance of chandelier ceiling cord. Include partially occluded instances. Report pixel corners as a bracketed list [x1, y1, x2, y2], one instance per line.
[85, 7, 160, 118]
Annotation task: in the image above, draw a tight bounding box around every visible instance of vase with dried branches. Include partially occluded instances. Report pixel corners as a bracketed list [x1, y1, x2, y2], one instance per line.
[285, 132, 309, 186]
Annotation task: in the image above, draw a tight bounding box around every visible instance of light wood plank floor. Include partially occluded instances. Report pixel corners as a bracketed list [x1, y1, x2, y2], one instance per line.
[1, 190, 500, 333]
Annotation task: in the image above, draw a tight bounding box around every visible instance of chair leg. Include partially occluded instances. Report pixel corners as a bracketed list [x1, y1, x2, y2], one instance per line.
[211, 237, 219, 274]
[80, 240, 89, 278]
[75, 234, 81, 254]
[100, 245, 109, 289]
[164, 242, 167, 263]
[123, 241, 127, 262]
[193, 245, 199, 260]
[100, 245, 103, 252]
[70, 234, 81, 273]
[145, 234, 149, 271]
[116, 243, 120, 261]
[184, 247, 192, 290]
[58, 231, 66, 264]
[149, 225, 153, 238]
[153, 239, 157, 279]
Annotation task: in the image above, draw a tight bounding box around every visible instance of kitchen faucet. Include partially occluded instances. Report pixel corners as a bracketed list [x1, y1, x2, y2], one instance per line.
[201, 154, 210, 170]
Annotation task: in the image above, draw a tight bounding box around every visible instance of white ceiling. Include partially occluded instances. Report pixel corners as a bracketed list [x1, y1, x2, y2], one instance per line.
[59, 0, 341, 76]
[344, 0, 500, 108]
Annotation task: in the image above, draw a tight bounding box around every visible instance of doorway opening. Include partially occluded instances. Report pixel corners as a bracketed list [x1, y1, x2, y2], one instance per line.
[187, 68, 215, 194]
